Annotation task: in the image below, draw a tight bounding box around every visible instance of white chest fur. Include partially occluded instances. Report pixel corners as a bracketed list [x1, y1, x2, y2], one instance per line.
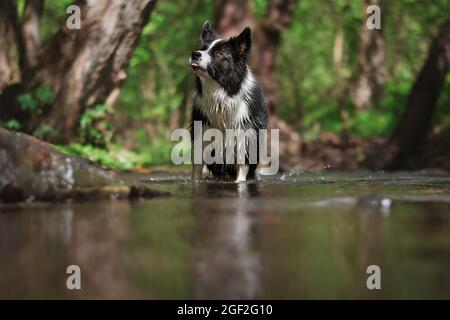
[193, 70, 256, 131]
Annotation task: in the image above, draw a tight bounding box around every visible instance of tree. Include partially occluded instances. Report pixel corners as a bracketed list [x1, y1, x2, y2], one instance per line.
[214, 0, 298, 115]
[352, 0, 386, 111]
[326, 0, 351, 127]
[214, 0, 250, 38]
[21, 0, 44, 69]
[0, 0, 24, 91]
[372, 12, 450, 169]
[0, 0, 157, 143]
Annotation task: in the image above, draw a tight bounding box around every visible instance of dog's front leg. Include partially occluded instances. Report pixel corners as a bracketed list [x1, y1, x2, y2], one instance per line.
[191, 121, 206, 182]
[191, 143, 204, 181]
[192, 163, 204, 181]
[235, 164, 249, 183]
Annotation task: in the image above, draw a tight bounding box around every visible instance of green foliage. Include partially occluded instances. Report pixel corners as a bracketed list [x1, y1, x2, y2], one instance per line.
[56, 138, 176, 171]
[350, 109, 393, 137]
[275, 0, 450, 139]
[56, 143, 143, 171]
[434, 74, 450, 128]
[33, 124, 58, 140]
[79, 104, 114, 147]
[13, 86, 56, 139]
[17, 94, 38, 113]
[34, 86, 55, 104]
[3, 119, 21, 131]
[134, 128, 175, 165]
[23, 0, 450, 171]
[17, 0, 74, 45]
[17, 85, 54, 115]
[253, 0, 269, 18]
[119, 0, 211, 122]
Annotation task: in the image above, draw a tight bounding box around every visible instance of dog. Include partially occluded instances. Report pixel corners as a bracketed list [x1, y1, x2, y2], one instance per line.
[189, 21, 267, 182]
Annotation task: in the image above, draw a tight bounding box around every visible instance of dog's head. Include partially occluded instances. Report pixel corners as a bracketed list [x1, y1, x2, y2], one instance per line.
[189, 21, 252, 83]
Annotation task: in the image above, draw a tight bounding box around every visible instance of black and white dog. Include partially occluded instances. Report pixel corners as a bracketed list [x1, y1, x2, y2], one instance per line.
[189, 21, 267, 182]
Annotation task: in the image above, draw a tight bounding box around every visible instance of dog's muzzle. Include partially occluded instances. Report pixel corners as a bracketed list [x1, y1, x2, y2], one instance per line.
[190, 51, 203, 71]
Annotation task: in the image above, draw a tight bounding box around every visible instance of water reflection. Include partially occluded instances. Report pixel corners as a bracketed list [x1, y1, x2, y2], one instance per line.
[192, 183, 262, 299]
[0, 202, 135, 298]
[0, 172, 449, 299]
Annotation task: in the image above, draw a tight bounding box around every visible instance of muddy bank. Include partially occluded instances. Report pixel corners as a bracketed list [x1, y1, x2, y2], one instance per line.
[0, 128, 168, 202]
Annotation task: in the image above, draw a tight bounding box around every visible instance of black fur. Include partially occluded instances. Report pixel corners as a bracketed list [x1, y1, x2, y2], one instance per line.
[189, 22, 267, 180]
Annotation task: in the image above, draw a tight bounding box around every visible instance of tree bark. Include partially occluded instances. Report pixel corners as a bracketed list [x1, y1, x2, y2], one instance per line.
[0, 3, 16, 92]
[370, 12, 450, 169]
[352, 0, 386, 111]
[254, 0, 298, 115]
[22, 0, 157, 143]
[326, 0, 351, 128]
[21, 0, 44, 69]
[0, 0, 26, 92]
[214, 0, 250, 38]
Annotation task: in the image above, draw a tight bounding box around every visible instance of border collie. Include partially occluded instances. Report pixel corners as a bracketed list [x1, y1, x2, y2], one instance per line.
[189, 21, 267, 182]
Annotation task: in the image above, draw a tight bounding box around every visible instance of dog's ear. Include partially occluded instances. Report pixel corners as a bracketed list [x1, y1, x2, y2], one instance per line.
[201, 21, 217, 43]
[232, 27, 251, 58]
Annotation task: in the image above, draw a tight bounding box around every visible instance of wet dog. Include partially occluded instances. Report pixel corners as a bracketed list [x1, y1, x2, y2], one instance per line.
[189, 22, 267, 182]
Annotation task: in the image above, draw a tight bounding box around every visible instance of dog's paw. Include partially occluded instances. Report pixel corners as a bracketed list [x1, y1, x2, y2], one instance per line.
[234, 177, 247, 183]
[235, 165, 249, 183]
[191, 178, 202, 183]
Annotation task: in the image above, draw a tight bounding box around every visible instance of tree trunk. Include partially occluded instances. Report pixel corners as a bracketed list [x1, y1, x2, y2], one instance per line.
[352, 0, 386, 111]
[370, 13, 450, 169]
[21, 0, 44, 69]
[23, 0, 157, 143]
[214, 0, 250, 38]
[254, 0, 298, 115]
[0, 3, 16, 92]
[326, 0, 351, 128]
[0, 0, 25, 92]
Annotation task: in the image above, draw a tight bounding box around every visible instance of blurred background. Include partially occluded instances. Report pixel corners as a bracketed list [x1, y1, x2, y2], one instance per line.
[0, 0, 449, 171]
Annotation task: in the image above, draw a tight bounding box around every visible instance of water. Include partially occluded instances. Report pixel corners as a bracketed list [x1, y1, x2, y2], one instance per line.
[0, 171, 449, 299]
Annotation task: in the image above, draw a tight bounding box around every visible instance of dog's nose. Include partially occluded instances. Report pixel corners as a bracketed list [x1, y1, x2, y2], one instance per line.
[191, 51, 201, 60]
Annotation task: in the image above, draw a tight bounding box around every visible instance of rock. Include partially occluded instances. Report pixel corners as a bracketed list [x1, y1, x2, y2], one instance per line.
[0, 128, 168, 202]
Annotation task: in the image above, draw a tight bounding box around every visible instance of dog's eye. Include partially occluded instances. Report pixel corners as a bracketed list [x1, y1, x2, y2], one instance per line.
[214, 51, 223, 58]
